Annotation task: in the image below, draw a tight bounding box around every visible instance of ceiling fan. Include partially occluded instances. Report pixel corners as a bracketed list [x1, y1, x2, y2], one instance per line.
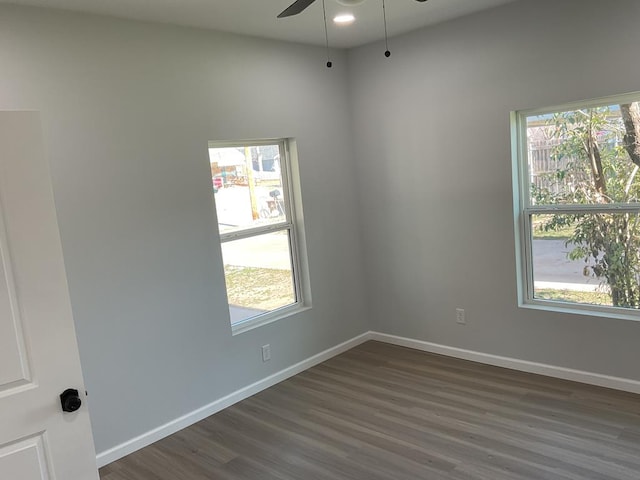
[278, 0, 429, 67]
[278, 0, 428, 18]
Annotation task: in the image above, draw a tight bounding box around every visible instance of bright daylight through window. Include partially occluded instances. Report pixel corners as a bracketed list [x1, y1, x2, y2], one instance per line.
[209, 139, 304, 330]
[514, 93, 640, 317]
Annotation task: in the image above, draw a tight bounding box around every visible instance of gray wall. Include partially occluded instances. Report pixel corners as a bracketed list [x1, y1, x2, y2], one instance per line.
[0, 6, 368, 453]
[348, 0, 640, 380]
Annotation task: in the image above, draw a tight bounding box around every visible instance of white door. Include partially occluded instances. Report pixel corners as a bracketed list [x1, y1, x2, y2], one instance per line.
[0, 112, 99, 479]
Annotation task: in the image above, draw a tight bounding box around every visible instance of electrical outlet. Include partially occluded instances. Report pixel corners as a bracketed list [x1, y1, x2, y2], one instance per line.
[456, 308, 466, 325]
[262, 344, 271, 362]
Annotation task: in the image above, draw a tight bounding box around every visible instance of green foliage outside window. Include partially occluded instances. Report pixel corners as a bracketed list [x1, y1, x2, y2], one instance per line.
[532, 103, 640, 308]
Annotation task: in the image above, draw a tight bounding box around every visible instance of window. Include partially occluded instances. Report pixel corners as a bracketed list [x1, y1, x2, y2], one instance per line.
[209, 139, 307, 332]
[513, 93, 640, 318]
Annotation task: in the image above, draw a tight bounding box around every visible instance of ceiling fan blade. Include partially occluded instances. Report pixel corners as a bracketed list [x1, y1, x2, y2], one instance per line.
[277, 0, 317, 18]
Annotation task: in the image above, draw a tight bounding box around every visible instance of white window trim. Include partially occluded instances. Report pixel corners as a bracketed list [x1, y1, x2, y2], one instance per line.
[209, 138, 311, 334]
[512, 92, 640, 321]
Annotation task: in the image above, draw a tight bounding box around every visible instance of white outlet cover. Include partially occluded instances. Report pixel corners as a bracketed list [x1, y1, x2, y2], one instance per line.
[262, 344, 271, 361]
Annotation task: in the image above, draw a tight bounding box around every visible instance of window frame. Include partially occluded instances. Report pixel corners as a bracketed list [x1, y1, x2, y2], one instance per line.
[512, 92, 640, 321]
[209, 138, 308, 334]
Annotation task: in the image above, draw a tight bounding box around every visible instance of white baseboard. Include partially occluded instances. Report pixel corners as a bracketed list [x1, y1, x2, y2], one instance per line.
[369, 331, 640, 395]
[95, 331, 371, 467]
[98, 329, 640, 467]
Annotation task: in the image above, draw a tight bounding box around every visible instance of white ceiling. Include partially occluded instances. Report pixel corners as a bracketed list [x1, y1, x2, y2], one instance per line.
[0, 0, 519, 48]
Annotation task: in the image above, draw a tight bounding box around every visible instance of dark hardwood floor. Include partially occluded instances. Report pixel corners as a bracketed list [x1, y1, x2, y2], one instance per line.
[99, 341, 640, 479]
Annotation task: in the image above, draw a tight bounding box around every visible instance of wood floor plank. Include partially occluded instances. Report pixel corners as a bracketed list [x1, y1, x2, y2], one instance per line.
[100, 341, 640, 479]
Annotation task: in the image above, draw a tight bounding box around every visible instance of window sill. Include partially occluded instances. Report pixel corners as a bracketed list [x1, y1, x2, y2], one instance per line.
[520, 298, 640, 323]
[230, 304, 312, 336]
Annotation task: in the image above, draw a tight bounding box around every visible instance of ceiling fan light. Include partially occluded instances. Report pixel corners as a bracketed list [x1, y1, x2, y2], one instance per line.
[334, 13, 356, 24]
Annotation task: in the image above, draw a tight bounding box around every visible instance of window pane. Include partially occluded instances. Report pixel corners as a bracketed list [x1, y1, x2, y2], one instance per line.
[526, 102, 640, 206]
[209, 144, 287, 235]
[221, 231, 296, 324]
[531, 213, 640, 309]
